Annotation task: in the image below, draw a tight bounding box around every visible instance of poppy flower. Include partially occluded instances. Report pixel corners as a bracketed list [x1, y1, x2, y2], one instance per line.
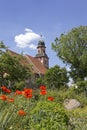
[24, 93, 32, 98]
[40, 86, 46, 90]
[48, 96, 54, 101]
[40, 90, 47, 95]
[24, 88, 33, 93]
[0, 94, 8, 101]
[23, 88, 33, 98]
[18, 110, 26, 116]
[1, 86, 11, 93]
[15, 90, 23, 95]
[1, 86, 7, 91]
[5, 88, 11, 93]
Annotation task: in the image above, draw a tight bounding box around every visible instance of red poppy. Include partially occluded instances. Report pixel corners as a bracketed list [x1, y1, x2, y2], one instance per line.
[1, 86, 11, 93]
[23, 88, 33, 98]
[24, 88, 33, 93]
[1, 86, 7, 91]
[0, 94, 8, 101]
[40, 86, 46, 90]
[48, 96, 54, 101]
[18, 110, 26, 116]
[40, 90, 47, 95]
[5, 88, 11, 93]
[15, 90, 23, 95]
[24, 93, 32, 98]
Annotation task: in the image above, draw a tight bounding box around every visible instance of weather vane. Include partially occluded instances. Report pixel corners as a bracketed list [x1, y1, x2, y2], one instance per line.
[40, 34, 44, 41]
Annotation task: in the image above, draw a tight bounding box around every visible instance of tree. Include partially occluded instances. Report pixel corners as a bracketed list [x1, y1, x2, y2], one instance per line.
[0, 41, 8, 55]
[44, 65, 69, 89]
[52, 26, 87, 82]
[0, 42, 31, 87]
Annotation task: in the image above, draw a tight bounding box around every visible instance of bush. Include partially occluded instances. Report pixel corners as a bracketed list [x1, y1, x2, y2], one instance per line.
[76, 80, 87, 94]
[44, 65, 69, 89]
[30, 101, 69, 130]
[13, 81, 26, 91]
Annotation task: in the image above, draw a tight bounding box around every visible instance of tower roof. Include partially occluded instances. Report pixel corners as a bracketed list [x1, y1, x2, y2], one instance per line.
[35, 53, 49, 59]
[37, 40, 46, 48]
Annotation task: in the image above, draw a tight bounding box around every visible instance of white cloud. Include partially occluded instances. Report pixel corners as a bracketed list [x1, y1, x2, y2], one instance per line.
[14, 28, 41, 49]
[25, 28, 32, 32]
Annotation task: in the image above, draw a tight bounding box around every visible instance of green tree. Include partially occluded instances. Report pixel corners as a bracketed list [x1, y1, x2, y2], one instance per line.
[52, 26, 87, 82]
[0, 42, 31, 87]
[44, 65, 69, 89]
[0, 41, 8, 55]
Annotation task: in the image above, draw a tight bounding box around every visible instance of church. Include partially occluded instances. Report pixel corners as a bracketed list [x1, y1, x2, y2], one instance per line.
[8, 40, 49, 87]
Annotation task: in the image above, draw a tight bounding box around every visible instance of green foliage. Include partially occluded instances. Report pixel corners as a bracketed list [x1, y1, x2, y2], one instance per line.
[68, 106, 87, 130]
[35, 77, 45, 87]
[0, 88, 69, 130]
[44, 65, 69, 89]
[0, 87, 87, 130]
[0, 41, 8, 55]
[52, 26, 87, 82]
[0, 50, 31, 87]
[76, 80, 87, 93]
[47, 87, 76, 104]
[0, 94, 35, 130]
[12, 81, 26, 91]
[47, 88, 87, 130]
[75, 93, 87, 106]
[30, 101, 69, 130]
[47, 87, 87, 107]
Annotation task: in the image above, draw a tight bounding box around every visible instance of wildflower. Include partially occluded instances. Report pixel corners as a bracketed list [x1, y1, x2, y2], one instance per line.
[0, 94, 8, 101]
[18, 110, 26, 116]
[48, 96, 54, 101]
[40, 85, 46, 90]
[1, 86, 11, 93]
[40, 90, 47, 95]
[24, 93, 32, 98]
[1, 86, 7, 91]
[5, 88, 11, 93]
[15, 90, 23, 95]
[23, 88, 33, 99]
[24, 88, 33, 93]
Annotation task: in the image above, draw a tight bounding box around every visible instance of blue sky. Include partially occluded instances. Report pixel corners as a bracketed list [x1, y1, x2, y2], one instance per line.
[0, 0, 87, 68]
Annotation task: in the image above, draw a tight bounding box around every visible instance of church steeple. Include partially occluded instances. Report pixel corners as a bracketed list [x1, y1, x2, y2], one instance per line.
[35, 40, 49, 68]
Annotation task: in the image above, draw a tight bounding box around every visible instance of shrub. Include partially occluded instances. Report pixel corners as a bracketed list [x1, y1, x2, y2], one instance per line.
[76, 80, 87, 94]
[13, 81, 26, 91]
[30, 101, 69, 130]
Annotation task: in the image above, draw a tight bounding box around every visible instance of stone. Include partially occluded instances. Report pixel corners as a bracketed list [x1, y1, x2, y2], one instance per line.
[64, 99, 81, 110]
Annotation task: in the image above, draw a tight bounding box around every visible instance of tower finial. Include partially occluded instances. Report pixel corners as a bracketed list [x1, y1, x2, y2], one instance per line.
[40, 34, 44, 41]
[40, 34, 42, 38]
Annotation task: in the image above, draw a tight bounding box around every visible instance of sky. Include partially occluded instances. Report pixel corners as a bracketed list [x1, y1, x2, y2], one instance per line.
[0, 0, 87, 68]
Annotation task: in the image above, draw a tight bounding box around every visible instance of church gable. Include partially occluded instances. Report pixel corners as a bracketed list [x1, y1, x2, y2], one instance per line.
[7, 40, 49, 75]
[25, 55, 47, 75]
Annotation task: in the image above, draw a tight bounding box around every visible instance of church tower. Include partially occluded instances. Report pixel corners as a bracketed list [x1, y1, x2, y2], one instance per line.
[35, 40, 49, 68]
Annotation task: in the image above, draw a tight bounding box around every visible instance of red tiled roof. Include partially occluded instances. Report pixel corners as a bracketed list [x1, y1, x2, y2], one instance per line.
[7, 50, 47, 75]
[25, 55, 47, 75]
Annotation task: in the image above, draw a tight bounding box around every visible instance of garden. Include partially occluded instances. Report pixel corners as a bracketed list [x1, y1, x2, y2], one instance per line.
[0, 84, 87, 130]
